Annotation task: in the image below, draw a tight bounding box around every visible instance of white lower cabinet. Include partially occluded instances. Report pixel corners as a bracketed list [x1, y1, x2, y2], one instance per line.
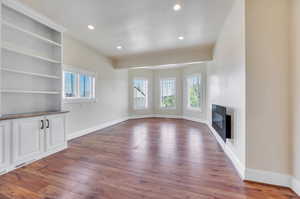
[0, 113, 67, 173]
[0, 121, 10, 174]
[45, 115, 66, 152]
[12, 117, 44, 167]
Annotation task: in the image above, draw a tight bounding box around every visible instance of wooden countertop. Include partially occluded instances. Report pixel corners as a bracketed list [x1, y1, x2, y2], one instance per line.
[0, 111, 69, 121]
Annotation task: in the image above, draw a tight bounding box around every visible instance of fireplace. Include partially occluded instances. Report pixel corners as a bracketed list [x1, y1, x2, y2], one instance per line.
[212, 104, 231, 142]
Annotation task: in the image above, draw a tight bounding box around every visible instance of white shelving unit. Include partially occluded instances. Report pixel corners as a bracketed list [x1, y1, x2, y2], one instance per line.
[0, 0, 66, 115]
[2, 20, 62, 47]
[1, 68, 60, 79]
[1, 89, 60, 95]
[2, 41, 61, 64]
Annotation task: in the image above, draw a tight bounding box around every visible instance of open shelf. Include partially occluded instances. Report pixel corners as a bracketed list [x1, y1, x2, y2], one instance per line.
[2, 67, 60, 79]
[2, 42, 61, 64]
[2, 20, 62, 47]
[1, 1, 64, 116]
[1, 89, 60, 95]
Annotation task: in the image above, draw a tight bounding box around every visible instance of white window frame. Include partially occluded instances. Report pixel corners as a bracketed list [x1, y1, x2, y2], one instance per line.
[186, 73, 202, 112]
[63, 65, 96, 103]
[133, 78, 149, 110]
[160, 77, 176, 109]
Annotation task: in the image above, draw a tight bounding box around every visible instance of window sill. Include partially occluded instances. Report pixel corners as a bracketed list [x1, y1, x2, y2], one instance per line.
[133, 108, 149, 111]
[187, 107, 202, 112]
[160, 107, 177, 110]
[63, 98, 97, 104]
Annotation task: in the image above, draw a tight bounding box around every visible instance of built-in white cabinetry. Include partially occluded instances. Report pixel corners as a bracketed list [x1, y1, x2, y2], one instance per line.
[0, 121, 10, 174]
[0, 0, 66, 115]
[0, 0, 68, 176]
[0, 113, 67, 174]
[12, 117, 44, 167]
[45, 115, 66, 152]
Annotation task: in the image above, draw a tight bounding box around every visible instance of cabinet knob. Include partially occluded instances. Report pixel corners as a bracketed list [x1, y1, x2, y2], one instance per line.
[46, 119, 50, 129]
[40, 120, 44, 130]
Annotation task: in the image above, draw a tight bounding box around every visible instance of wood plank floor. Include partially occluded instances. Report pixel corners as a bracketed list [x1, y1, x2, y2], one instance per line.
[0, 118, 298, 199]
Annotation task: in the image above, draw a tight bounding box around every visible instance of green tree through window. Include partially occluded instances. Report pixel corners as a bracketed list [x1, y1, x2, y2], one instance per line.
[187, 75, 201, 109]
[160, 79, 176, 108]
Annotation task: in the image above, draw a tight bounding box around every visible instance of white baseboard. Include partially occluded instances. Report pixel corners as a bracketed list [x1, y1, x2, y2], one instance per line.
[182, 116, 207, 124]
[197, 123, 300, 196]
[67, 117, 129, 140]
[154, 114, 182, 119]
[245, 169, 300, 196]
[291, 177, 300, 196]
[2, 144, 68, 176]
[129, 114, 182, 119]
[245, 169, 291, 187]
[206, 123, 246, 179]
[129, 114, 207, 123]
[129, 115, 156, 119]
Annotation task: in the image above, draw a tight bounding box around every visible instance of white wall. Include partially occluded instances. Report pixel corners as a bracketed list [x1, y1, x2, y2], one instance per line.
[63, 35, 128, 136]
[291, 0, 300, 184]
[206, 0, 293, 183]
[206, 0, 246, 168]
[245, 0, 291, 175]
[182, 64, 207, 121]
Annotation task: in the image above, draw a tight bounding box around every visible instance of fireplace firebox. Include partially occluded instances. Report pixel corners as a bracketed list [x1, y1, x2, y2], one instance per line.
[212, 104, 231, 142]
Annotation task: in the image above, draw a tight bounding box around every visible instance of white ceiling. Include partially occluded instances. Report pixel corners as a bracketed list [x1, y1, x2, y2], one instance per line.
[17, 0, 234, 59]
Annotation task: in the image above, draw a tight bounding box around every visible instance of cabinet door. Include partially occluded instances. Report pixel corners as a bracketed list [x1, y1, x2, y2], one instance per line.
[45, 115, 66, 152]
[12, 117, 44, 166]
[0, 121, 10, 174]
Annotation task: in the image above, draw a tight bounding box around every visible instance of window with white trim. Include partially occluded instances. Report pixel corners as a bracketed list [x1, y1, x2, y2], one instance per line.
[63, 67, 96, 103]
[160, 78, 176, 109]
[79, 74, 93, 98]
[133, 79, 148, 110]
[64, 71, 77, 98]
[187, 75, 201, 110]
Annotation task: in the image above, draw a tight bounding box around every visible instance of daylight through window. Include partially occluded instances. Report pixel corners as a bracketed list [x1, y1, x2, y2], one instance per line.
[63, 69, 95, 102]
[133, 79, 148, 109]
[160, 78, 176, 108]
[64, 72, 77, 98]
[187, 75, 201, 110]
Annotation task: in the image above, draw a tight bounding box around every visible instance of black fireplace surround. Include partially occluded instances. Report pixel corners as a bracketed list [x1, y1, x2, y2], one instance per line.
[212, 104, 231, 142]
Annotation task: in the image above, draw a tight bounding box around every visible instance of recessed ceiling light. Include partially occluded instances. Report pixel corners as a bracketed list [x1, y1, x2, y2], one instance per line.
[178, 36, 184, 40]
[173, 4, 182, 11]
[116, 46, 123, 50]
[88, 25, 95, 30]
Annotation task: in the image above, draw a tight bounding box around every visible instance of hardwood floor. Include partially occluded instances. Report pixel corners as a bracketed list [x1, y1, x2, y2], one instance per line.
[0, 118, 298, 199]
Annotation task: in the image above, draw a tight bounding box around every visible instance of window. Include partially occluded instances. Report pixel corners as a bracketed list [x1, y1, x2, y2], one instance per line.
[133, 79, 148, 109]
[187, 75, 201, 110]
[64, 72, 77, 98]
[63, 66, 96, 103]
[80, 74, 92, 98]
[160, 78, 176, 109]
